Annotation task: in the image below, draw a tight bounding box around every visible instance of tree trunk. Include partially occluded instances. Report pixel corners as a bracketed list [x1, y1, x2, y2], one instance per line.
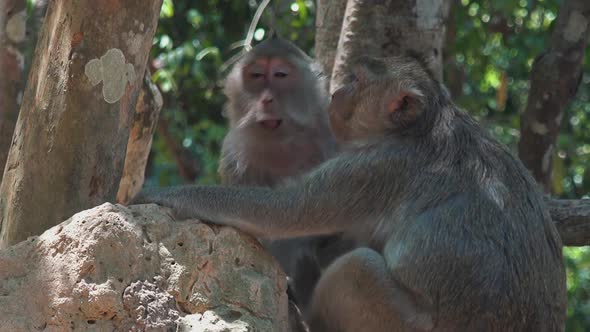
[518, 0, 590, 193]
[117, 69, 163, 204]
[0, 0, 26, 181]
[330, 0, 452, 92]
[315, 0, 347, 88]
[548, 199, 590, 246]
[0, 0, 163, 248]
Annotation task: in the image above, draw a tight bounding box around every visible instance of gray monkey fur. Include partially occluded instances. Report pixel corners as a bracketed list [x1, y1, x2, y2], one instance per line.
[134, 55, 566, 331]
[218, 36, 353, 319]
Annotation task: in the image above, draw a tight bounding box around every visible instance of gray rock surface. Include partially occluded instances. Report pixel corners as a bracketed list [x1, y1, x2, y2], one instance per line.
[0, 203, 289, 331]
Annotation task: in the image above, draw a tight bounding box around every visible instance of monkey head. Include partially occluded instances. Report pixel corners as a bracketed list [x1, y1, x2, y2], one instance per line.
[224, 37, 328, 138]
[328, 56, 445, 145]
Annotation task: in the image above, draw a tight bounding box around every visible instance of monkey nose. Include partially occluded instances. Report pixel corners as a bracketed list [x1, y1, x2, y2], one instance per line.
[262, 97, 273, 106]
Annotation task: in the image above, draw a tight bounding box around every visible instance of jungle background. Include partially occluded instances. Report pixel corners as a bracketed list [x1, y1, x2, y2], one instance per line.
[4, 0, 589, 330]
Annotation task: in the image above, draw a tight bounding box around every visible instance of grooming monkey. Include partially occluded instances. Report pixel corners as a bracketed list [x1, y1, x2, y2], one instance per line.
[134, 56, 566, 331]
[219, 36, 352, 318]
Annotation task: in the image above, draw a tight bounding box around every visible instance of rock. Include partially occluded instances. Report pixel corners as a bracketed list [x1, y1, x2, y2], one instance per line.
[0, 203, 289, 331]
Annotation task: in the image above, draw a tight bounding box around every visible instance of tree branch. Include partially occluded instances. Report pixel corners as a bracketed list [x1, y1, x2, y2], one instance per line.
[330, 0, 452, 93]
[548, 198, 590, 246]
[518, 0, 590, 192]
[117, 69, 163, 204]
[315, 0, 347, 88]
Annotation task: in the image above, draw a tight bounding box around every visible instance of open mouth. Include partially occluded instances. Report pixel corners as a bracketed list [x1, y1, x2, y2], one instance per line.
[258, 119, 282, 130]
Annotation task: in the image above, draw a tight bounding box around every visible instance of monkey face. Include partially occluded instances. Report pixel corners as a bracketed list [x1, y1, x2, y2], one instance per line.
[231, 56, 319, 136]
[223, 37, 330, 141]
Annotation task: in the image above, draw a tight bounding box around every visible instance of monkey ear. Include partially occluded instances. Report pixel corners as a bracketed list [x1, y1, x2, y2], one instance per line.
[387, 92, 412, 114]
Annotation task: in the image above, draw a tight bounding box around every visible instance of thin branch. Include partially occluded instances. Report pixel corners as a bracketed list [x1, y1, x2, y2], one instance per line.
[244, 0, 271, 51]
[220, 0, 271, 73]
[518, 0, 590, 192]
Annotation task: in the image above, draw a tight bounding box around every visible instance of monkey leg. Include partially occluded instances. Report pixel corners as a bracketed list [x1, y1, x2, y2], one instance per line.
[307, 247, 433, 332]
[289, 234, 355, 313]
[290, 248, 322, 310]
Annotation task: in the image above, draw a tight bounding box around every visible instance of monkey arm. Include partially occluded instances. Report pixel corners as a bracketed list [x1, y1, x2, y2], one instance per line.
[133, 184, 357, 239]
[133, 185, 297, 236]
[133, 152, 393, 239]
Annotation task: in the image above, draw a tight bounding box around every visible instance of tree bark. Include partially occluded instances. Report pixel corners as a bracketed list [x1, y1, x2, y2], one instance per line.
[548, 199, 590, 246]
[0, 0, 163, 248]
[518, 0, 590, 193]
[315, 0, 347, 87]
[116, 69, 163, 204]
[0, 0, 26, 181]
[330, 0, 452, 92]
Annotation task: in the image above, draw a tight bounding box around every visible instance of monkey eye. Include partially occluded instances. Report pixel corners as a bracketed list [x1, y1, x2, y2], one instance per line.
[274, 72, 288, 78]
[250, 72, 265, 79]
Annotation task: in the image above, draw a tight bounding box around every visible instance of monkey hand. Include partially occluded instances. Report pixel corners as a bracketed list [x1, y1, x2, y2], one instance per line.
[128, 186, 213, 221]
[127, 185, 276, 232]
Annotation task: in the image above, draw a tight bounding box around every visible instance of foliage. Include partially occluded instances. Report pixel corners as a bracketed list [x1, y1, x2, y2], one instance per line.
[565, 247, 590, 330]
[450, 0, 590, 199]
[149, 1, 589, 330]
[148, 0, 315, 186]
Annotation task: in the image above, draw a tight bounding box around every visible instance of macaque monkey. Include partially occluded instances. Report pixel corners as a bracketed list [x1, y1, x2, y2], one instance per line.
[220, 35, 336, 186]
[219, 35, 351, 321]
[134, 56, 566, 331]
